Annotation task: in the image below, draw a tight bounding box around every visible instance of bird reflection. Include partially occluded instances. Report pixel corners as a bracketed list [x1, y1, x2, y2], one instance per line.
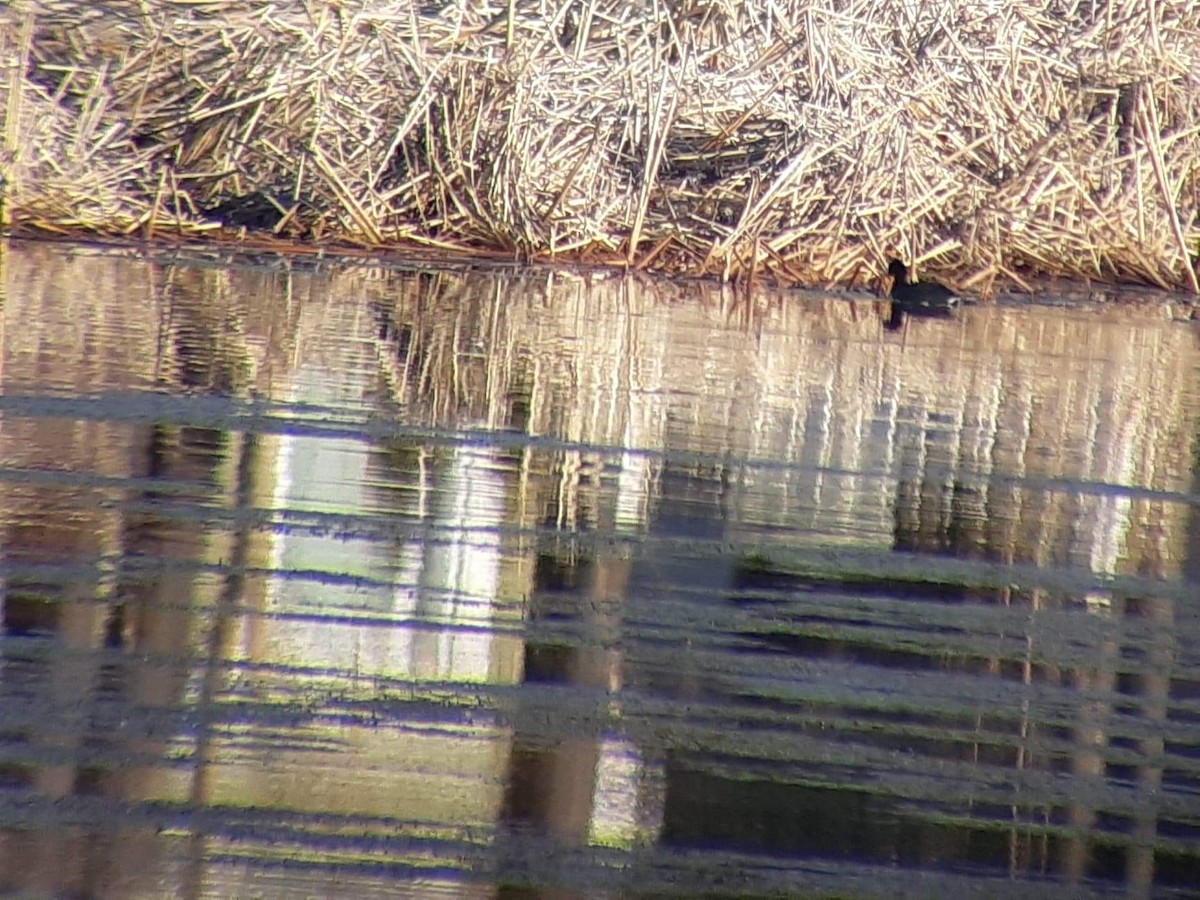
[884, 300, 959, 331]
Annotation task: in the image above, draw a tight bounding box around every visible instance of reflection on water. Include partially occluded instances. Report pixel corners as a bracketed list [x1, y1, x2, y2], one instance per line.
[1, 238, 1199, 897]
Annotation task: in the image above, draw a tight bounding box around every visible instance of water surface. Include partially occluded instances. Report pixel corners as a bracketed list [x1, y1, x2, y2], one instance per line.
[1, 239, 1199, 898]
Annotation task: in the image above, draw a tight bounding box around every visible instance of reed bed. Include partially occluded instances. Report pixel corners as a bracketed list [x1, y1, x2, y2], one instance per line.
[2, 0, 1199, 291]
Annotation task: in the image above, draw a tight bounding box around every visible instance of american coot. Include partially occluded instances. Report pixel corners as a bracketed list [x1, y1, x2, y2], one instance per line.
[887, 259, 959, 310]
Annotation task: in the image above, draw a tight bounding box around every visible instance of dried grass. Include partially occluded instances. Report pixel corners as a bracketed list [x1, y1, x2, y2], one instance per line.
[2, 0, 1199, 290]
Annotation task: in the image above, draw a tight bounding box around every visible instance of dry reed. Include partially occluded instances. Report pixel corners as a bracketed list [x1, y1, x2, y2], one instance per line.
[2, 0, 1199, 291]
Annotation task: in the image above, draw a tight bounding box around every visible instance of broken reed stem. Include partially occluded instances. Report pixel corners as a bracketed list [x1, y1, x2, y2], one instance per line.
[1141, 88, 1200, 293]
[2, 3, 36, 228]
[4, 0, 1200, 292]
[628, 64, 677, 265]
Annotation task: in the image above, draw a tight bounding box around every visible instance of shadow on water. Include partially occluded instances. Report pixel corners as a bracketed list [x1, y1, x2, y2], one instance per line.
[1, 238, 1199, 897]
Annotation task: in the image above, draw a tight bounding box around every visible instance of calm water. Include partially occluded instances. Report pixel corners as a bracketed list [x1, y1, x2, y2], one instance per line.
[1, 239, 1199, 898]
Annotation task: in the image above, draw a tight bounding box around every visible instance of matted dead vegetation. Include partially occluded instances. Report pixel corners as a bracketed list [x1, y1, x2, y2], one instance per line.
[2, 0, 1199, 291]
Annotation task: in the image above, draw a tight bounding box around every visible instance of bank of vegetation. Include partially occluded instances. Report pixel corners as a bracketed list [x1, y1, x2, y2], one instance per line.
[2, 0, 1199, 291]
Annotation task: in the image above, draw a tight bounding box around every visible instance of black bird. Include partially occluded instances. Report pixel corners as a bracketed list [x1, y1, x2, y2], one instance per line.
[887, 259, 959, 311]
